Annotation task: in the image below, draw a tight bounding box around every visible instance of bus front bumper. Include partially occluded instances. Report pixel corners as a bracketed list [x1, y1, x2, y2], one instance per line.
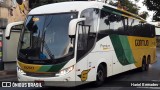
[17, 69, 76, 87]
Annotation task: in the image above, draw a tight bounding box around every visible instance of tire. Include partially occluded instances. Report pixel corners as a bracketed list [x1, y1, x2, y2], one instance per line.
[94, 64, 106, 87]
[140, 57, 147, 72]
[145, 56, 150, 71]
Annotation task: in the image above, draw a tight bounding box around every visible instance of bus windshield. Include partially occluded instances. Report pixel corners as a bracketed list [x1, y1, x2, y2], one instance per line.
[18, 13, 77, 61]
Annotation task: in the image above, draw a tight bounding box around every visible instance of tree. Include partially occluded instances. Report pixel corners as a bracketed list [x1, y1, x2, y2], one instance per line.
[109, 0, 139, 14]
[144, 0, 160, 21]
[109, 0, 149, 19]
[139, 11, 149, 19]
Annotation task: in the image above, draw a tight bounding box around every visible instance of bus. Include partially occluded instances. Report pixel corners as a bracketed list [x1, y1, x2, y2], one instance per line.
[5, 1, 156, 87]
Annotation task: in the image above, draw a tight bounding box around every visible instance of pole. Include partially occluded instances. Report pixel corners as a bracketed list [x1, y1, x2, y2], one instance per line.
[0, 1, 4, 70]
[0, 30, 4, 70]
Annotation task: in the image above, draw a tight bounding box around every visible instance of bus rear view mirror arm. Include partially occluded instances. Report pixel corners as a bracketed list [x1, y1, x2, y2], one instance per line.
[68, 18, 86, 38]
[5, 21, 24, 40]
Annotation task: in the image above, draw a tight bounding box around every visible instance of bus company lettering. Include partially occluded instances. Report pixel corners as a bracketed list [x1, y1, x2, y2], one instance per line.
[100, 44, 110, 50]
[135, 39, 149, 46]
[24, 66, 34, 70]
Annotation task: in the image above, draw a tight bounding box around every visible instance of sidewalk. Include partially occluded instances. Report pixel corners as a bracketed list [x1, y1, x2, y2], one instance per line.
[0, 70, 17, 79]
[0, 62, 17, 80]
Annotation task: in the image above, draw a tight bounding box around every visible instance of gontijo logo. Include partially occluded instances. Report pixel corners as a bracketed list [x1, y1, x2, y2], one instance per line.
[135, 39, 149, 46]
[24, 66, 34, 70]
[18, 61, 40, 72]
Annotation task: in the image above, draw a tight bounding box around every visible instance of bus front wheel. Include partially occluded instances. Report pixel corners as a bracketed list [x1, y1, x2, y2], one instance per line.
[94, 64, 106, 86]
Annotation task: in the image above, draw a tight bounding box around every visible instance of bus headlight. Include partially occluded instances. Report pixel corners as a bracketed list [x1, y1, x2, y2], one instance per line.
[17, 67, 26, 75]
[55, 65, 74, 77]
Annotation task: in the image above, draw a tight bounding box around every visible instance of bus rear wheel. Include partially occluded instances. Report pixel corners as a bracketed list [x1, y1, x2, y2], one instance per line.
[141, 61, 146, 71]
[94, 64, 106, 87]
[146, 56, 150, 71]
[140, 56, 148, 71]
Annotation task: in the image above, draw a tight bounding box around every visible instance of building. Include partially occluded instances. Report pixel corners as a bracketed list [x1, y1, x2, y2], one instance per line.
[0, 0, 29, 27]
[0, 0, 29, 70]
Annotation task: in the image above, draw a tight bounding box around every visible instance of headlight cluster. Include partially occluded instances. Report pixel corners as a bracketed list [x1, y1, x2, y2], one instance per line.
[17, 67, 26, 75]
[55, 65, 74, 77]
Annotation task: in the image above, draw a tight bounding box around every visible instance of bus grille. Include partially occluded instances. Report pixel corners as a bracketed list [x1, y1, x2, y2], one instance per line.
[26, 72, 56, 77]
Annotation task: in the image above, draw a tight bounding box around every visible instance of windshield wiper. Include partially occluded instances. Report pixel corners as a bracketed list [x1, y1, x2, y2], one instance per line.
[43, 40, 55, 60]
[40, 16, 55, 60]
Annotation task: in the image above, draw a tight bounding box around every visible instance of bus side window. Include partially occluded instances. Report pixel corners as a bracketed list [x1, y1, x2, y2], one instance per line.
[97, 10, 114, 40]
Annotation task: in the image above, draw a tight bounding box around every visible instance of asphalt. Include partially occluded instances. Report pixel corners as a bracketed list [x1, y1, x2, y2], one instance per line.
[0, 70, 17, 79]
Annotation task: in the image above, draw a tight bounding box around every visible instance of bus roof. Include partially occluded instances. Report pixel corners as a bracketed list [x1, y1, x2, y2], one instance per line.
[28, 1, 145, 22]
[28, 1, 101, 15]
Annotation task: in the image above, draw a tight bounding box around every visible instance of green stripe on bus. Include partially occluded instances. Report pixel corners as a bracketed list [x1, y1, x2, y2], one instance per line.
[37, 61, 68, 72]
[119, 35, 135, 64]
[47, 61, 68, 72]
[102, 8, 122, 16]
[38, 65, 52, 72]
[109, 35, 135, 65]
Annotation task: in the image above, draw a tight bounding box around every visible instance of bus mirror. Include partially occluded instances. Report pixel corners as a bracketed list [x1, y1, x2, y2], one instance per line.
[5, 21, 24, 40]
[68, 18, 86, 38]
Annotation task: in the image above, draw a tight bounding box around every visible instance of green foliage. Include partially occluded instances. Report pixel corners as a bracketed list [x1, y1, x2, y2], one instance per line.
[109, 0, 139, 14]
[109, 0, 149, 19]
[143, 0, 160, 21]
[124, 1, 139, 14]
[139, 11, 149, 20]
[144, 0, 160, 11]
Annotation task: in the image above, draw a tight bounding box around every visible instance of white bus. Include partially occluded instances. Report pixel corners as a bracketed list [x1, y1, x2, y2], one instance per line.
[5, 1, 156, 87]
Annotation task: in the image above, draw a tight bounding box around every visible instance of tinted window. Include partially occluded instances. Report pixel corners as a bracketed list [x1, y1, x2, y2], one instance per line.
[97, 10, 125, 40]
[19, 13, 77, 61]
[97, 10, 155, 40]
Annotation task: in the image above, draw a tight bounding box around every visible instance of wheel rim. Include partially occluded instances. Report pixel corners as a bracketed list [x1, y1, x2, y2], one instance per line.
[97, 70, 104, 81]
[146, 57, 150, 70]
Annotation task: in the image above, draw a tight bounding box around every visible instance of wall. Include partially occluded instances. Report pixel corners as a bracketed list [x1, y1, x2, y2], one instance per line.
[8, 0, 29, 23]
[0, 0, 29, 26]
[0, 0, 29, 62]
[3, 31, 20, 62]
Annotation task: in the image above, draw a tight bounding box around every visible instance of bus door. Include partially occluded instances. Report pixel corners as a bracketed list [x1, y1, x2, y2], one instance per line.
[75, 23, 91, 83]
